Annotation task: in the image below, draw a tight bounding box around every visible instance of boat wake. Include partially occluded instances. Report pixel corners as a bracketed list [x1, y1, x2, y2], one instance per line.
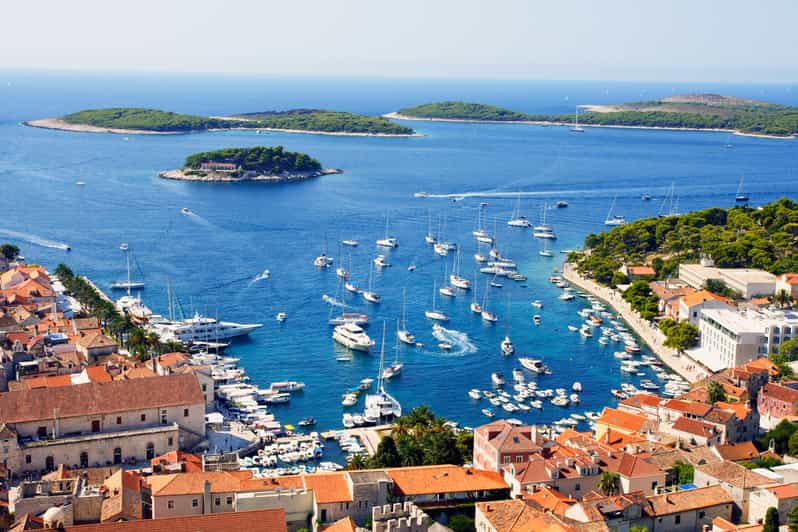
[322, 294, 348, 308]
[431, 325, 477, 356]
[0, 228, 70, 251]
[183, 212, 214, 228]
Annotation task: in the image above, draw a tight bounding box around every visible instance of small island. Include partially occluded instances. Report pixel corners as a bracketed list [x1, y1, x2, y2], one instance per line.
[392, 94, 798, 137]
[159, 146, 341, 183]
[25, 107, 417, 137]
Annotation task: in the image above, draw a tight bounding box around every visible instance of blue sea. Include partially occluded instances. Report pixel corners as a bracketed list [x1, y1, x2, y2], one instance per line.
[1, 71, 797, 433]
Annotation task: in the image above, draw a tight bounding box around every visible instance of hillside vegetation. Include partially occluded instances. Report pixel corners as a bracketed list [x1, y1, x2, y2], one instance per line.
[62, 108, 233, 132]
[399, 94, 798, 136]
[185, 146, 322, 175]
[232, 109, 414, 134]
[575, 198, 798, 286]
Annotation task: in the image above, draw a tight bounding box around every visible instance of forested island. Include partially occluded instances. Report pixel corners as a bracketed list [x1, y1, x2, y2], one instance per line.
[159, 146, 341, 183]
[574, 197, 798, 288]
[393, 94, 798, 137]
[25, 107, 416, 136]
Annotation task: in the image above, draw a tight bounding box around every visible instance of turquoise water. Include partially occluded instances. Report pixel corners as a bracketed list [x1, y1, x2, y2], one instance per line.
[1, 72, 797, 431]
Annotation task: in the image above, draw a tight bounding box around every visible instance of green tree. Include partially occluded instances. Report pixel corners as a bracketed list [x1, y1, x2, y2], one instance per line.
[764, 506, 780, 532]
[598, 471, 620, 496]
[672, 460, 694, 484]
[372, 436, 401, 468]
[659, 320, 700, 353]
[789, 430, 798, 457]
[345, 454, 368, 471]
[707, 381, 727, 404]
[455, 431, 474, 464]
[759, 420, 798, 454]
[788, 503, 798, 532]
[0, 243, 20, 261]
[780, 338, 798, 362]
[448, 514, 476, 532]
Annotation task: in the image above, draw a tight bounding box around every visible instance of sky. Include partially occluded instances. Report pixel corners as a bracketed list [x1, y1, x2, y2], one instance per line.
[3, 0, 798, 82]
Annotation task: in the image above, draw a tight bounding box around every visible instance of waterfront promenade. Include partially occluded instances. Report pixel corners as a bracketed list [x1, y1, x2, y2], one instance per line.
[562, 262, 709, 383]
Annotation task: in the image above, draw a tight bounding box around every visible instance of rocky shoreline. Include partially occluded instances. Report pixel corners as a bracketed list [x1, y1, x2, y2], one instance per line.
[158, 168, 342, 183]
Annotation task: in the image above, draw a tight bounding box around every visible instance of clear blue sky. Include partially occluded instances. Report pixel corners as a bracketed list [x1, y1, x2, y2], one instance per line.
[4, 0, 798, 82]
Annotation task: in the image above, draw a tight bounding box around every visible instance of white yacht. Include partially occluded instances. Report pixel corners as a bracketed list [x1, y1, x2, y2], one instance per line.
[314, 254, 333, 268]
[373, 255, 390, 268]
[332, 323, 375, 352]
[470, 273, 483, 313]
[604, 196, 626, 226]
[480, 280, 498, 322]
[111, 245, 145, 290]
[539, 239, 553, 257]
[397, 290, 416, 345]
[366, 324, 402, 421]
[342, 239, 359, 247]
[376, 213, 398, 248]
[150, 312, 263, 342]
[533, 204, 557, 239]
[519, 358, 547, 374]
[115, 295, 152, 323]
[501, 336, 515, 356]
[328, 313, 369, 326]
[362, 262, 380, 303]
[507, 195, 531, 227]
[571, 108, 585, 132]
[449, 249, 470, 289]
[439, 285, 456, 297]
[425, 281, 449, 321]
[336, 266, 349, 279]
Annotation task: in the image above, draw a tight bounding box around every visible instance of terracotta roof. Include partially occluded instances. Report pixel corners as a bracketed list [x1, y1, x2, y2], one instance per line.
[644, 485, 732, 516]
[117, 366, 158, 380]
[63, 509, 287, 532]
[151, 450, 203, 473]
[147, 471, 253, 497]
[683, 289, 733, 307]
[628, 266, 656, 276]
[767, 483, 798, 500]
[620, 393, 662, 410]
[387, 465, 508, 496]
[597, 428, 647, 451]
[604, 452, 663, 479]
[696, 461, 773, 489]
[302, 472, 352, 503]
[324, 517, 357, 532]
[715, 401, 751, 421]
[0, 373, 203, 423]
[762, 383, 798, 404]
[714, 441, 760, 462]
[781, 273, 798, 285]
[663, 399, 713, 418]
[477, 420, 539, 453]
[155, 352, 191, 368]
[596, 407, 649, 433]
[744, 357, 779, 377]
[671, 416, 717, 439]
[524, 486, 576, 516]
[712, 516, 763, 531]
[77, 331, 117, 350]
[23, 374, 72, 389]
[84, 365, 113, 382]
[476, 499, 572, 532]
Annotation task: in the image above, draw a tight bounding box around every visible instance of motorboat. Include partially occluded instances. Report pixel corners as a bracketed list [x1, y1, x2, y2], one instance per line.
[150, 312, 262, 342]
[567, 325, 578, 332]
[407, 263, 416, 272]
[276, 312, 287, 322]
[341, 239, 359, 247]
[533, 315, 542, 326]
[314, 254, 333, 268]
[426, 281, 449, 321]
[555, 201, 568, 208]
[559, 293, 575, 301]
[362, 291, 380, 303]
[329, 313, 369, 326]
[551, 396, 569, 407]
[531, 300, 543, 308]
[439, 285, 456, 297]
[298, 417, 316, 427]
[474, 253, 488, 263]
[641, 193, 652, 201]
[342, 413, 355, 428]
[572, 382, 582, 392]
[481, 408, 495, 418]
[491, 372, 505, 386]
[75, 181, 86, 186]
[373, 255, 390, 268]
[579, 327, 593, 338]
[345, 281, 359, 293]
[625, 343, 642, 354]
[180, 207, 192, 215]
[469, 389, 482, 400]
[438, 342, 453, 351]
[481, 310, 498, 323]
[501, 336, 515, 356]
[336, 267, 349, 279]
[519, 358, 547, 374]
[332, 323, 375, 352]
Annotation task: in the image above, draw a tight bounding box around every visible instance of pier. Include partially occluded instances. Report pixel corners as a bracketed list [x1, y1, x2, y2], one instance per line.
[322, 425, 392, 456]
[562, 262, 710, 383]
[80, 275, 114, 305]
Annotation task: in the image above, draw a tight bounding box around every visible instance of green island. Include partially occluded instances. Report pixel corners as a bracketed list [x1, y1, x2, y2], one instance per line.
[160, 146, 340, 183]
[27, 107, 416, 136]
[396, 94, 798, 137]
[228, 109, 415, 135]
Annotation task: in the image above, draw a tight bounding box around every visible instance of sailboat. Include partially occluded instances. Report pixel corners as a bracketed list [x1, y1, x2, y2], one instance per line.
[111, 244, 145, 290]
[571, 107, 585, 132]
[473, 204, 490, 238]
[481, 280, 498, 322]
[425, 210, 436, 245]
[397, 289, 416, 345]
[735, 176, 750, 202]
[439, 259, 456, 297]
[539, 239, 553, 257]
[533, 204, 557, 239]
[114, 245, 152, 322]
[658, 182, 679, 217]
[507, 194, 531, 227]
[501, 295, 514, 355]
[449, 249, 470, 289]
[376, 213, 398, 248]
[364, 323, 402, 423]
[425, 281, 449, 321]
[314, 237, 333, 268]
[362, 261, 380, 303]
[470, 272, 483, 313]
[604, 196, 626, 226]
[336, 248, 350, 279]
[383, 321, 405, 379]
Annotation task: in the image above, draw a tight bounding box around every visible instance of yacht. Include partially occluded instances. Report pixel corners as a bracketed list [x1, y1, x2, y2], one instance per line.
[449, 249, 470, 289]
[539, 239, 553, 257]
[519, 358, 547, 373]
[474, 253, 488, 263]
[425, 281, 449, 321]
[555, 201, 568, 208]
[373, 255, 390, 268]
[111, 245, 145, 290]
[735, 176, 750, 202]
[425, 210, 437, 245]
[328, 313, 369, 326]
[150, 312, 263, 342]
[365, 324, 402, 422]
[533, 204, 557, 239]
[341, 239, 359, 247]
[481, 280, 498, 322]
[314, 254, 333, 268]
[362, 262, 380, 303]
[604, 196, 626, 226]
[439, 285, 456, 297]
[482, 408, 495, 418]
[115, 294, 152, 323]
[336, 266, 349, 279]
[501, 336, 515, 356]
[508, 195, 531, 227]
[332, 323, 375, 352]
[491, 372, 505, 386]
[469, 389, 482, 400]
[571, 108, 585, 132]
[376, 213, 398, 248]
[470, 274, 483, 313]
[396, 289, 416, 345]
[180, 207, 192, 215]
[344, 281, 359, 294]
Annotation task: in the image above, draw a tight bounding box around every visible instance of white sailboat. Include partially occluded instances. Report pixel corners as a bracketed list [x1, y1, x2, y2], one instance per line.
[449, 248, 470, 289]
[383, 321, 405, 379]
[481, 280, 498, 322]
[397, 288, 416, 345]
[604, 196, 626, 226]
[365, 324, 402, 422]
[376, 213, 398, 248]
[539, 239, 553, 257]
[425, 210, 436, 245]
[507, 194, 531, 227]
[533, 204, 557, 239]
[425, 281, 449, 321]
[571, 107, 585, 132]
[473, 204, 490, 238]
[111, 244, 145, 290]
[735, 176, 750, 202]
[362, 261, 380, 303]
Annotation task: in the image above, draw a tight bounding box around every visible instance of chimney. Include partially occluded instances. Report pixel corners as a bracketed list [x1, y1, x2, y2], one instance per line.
[202, 480, 211, 514]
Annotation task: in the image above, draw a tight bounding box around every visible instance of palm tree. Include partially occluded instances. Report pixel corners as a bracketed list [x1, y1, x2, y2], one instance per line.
[598, 472, 620, 496]
[345, 453, 368, 470]
[774, 289, 791, 309]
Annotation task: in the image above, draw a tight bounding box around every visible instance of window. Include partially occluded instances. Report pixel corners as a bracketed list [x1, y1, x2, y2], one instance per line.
[45, 456, 54, 471]
[146, 442, 155, 460]
[116, 416, 122, 425]
[113, 447, 122, 465]
[651, 481, 657, 490]
[503, 456, 511, 464]
[575, 483, 581, 491]
[202, 384, 207, 391]
[37, 426, 47, 438]
[80, 451, 89, 468]
[168, 437, 174, 446]
[168, 500, 174, 509]
[215, 497, 221, 506]
[516, 456, 523, 463]
[675, 515, 681, 525]
[25, 455, 31, 464]
[192, 499, 198, 507]
[141, 414, 146, 422]
[91, 420, 101, 433]
[226, 496, 233, 505]
[161, 412, 168, 425]
[321, 509, 327, 522]
[699, 510, 705, 519]
[184, 408, 189, 417]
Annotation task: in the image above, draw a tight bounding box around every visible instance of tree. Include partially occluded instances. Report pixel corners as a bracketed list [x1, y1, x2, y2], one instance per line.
[372, 436, 401, 468]
[659, 320, 700, 353]
[0, 243, 20, 261]
[598, 471, 620, 496]
[455, 431, 474, 464]
[775, 289, 792, 308]
[672, 460, 694, 485]
[448, 514, 476, 532]
[759, 419, 798, 455]
[345, 454, 368, 471]
[780, 338, 798, 362]
[788, 503, 798, 532]
[707, 381, 727, 404]
[789, 430, 798, 457]
[763, 506, 780, 532]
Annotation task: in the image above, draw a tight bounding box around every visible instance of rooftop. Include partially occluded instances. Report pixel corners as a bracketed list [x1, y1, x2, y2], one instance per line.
[696, 460, 773, 489]
[62, 508, 287, 532]
[476, 499, 572, 532]
[596, 407, 649, 433]
[644, 485, 733, 516]
[387, 464, 508, 497]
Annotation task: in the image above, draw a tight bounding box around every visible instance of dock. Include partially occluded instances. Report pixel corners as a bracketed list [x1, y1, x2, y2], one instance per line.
[321, 424, 393, 456]
[80, 275, 114, 305]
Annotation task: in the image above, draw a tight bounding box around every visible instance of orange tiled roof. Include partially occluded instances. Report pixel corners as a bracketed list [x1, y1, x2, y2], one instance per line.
[524, 486, 576, 516]
[628, 266, 656, 276]
[61, 509, 287, 532]
[714, 442, 760, 462]
[644, 485, 733, 516]
[620, 393, 662, 410]
[476, 499, 572, 532]
[762, 383, 798, 404]
[302, 472, 351, 503]
[671, 416, 716, 439]
[596, 407, 648, 433]
[715, 401, 750, 421]
[387, 465, 508, 497]
[663, 399, 713, 418]
[85, 365, 112, 382]
[324, 517, 357, 532]
[683, 289, 733, 307]
[767, 484, 798, 500]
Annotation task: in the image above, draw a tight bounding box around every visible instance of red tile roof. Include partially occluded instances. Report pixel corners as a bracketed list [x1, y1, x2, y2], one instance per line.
[64, 509, 286, 532]
[387, 465, 508, 497]
[683, 289, 733, 307]
[767, 484, 798, 500]
[714, 442, 760, 462]
[620, 393, 662, 410]
[476, 499, 572, 532]
[302, 473, 351, 503]
[671, 416, 717, 439]
[762, 383, 798, 404]
[663, 399, 713, 418]
[596, 407, 649, 433]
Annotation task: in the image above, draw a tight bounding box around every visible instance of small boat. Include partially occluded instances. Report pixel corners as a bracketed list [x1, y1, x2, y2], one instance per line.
[569, 393, 580, 404]
[438, 342, 453, 351]
[341, 239, 358, 247]
[360, 378, 374, 389]
[336, 267, 349, 279]
[481, 408, 495, 418]
[531, 300, 543, 308]
[555, 201, 568, 208]
[75, 181, 86, 186]
[254, 269, 270, 281]
[328, 313, 369, 326]
[519, 358, 547, 374]
[641, 193, 652, 201]
[344, 281, 359, 293]
[559, 293, 575, 301]
[180, 207, 192, 215]
[342, 413, 355, 428]
[533, 315, 542, 326]
[469, 389, 482, 400]
[439, 285, 456, 297]
[501, 336, 515, 356]
[551, 396, 569, 407]
[119, 243, 129, 251]
[490, 281, 503, 288]
[314, 254, 333, 268]
[735, 176, 750, 202]
[624, 344, 641, 354]
[579, 327, 593, 338]
[407, 263, 416, 272]
[567, 325, 578, 332]
[276, 312, 287, 322]
[298, 417, 316, 427]
[604, 196, 626, 226]
[491, 372, 505, 386]
[572, 382, 582, 392]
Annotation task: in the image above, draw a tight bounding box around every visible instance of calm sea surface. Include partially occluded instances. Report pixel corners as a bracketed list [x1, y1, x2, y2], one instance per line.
[1, 72, 797, 433]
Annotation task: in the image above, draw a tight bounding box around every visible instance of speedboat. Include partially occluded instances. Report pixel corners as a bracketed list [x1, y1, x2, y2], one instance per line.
[469, 389, 482, 400]
[373, 255, 390, 268]
[491, 372, 505, 386]
[336, 267, 349, 279]
[501, 336, 515, 356]
[519, 358, 546, 374]
[180, 207, 192, 215]
[376, 237, 398, 248]
[533, 315, 542, 326]
[276, 312, 287, 322]
[481, 408, 495, 418]
[397, 329, 416, 345]
[438, 342, 453, 351]
[407, 263, 416, 272]
[579, 327, 593, 338]
[531, 300, 543, 308]
[641, 193, 652, 201]
[474, 253, 488, 263]
[298, 417, 316, 427]
[555, 201, 568, 208]
[332, 323, 375, 352]
[342, 239, 358, 247]
[314, 254, 333, 268]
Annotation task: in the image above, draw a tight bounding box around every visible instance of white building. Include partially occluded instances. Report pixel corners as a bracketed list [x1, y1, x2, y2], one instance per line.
[679, 263, 777, 299]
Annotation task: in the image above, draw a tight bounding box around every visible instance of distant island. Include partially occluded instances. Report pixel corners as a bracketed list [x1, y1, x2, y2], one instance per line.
[159, 146, 341, 183]
[391, 94, 798, 137]
[25, 107, 416, 137]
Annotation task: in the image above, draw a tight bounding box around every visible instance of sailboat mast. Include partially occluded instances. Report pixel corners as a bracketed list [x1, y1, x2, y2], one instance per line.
[377, 321, 387, 390]
[125, 248, 132, 297]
